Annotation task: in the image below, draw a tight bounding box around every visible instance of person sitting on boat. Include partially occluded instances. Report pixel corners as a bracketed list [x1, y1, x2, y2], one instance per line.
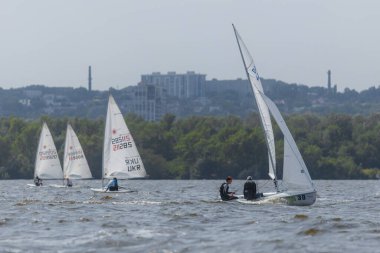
[34, 176, 43, 186]
[243, 176, 257, 200]
[66, 178, 73, 187]
[106, 177, 119, 191]
[219, 176, 238, 201]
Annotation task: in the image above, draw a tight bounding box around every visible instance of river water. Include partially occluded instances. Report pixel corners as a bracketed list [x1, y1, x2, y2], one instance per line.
[0, 180, 379, 253]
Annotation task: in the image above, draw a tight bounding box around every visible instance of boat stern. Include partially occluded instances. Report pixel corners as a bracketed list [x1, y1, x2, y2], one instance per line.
[283, 191, 316, 206]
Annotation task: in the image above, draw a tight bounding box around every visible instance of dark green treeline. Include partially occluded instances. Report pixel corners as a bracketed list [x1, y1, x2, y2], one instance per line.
[1, 113, 380, 180]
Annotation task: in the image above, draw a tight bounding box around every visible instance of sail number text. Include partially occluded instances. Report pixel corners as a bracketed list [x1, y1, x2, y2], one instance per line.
[112, 134, 133, 151]
[296, 195, 306, 201]
[125, 158, 141, 171]
[113, 142, 132, 151]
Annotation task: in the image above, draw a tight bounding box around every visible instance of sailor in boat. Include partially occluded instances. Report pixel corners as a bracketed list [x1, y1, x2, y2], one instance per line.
[105, 177, 119, 191]
[66, 177, 73, 187]
[244, 176, 261, 200]
[34, 176, 43, 186]
[219, 176, 238, 201]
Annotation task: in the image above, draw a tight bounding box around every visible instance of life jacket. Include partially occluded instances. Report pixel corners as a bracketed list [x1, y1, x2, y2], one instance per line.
[34, 178, 42, 186]
[219, 182, 229, 200]
[108, 179, 119, 191]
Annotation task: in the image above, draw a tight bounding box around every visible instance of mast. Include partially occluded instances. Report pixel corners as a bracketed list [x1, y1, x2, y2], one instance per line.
[232, 24, 278, 191]
[63, 122, 69, 185]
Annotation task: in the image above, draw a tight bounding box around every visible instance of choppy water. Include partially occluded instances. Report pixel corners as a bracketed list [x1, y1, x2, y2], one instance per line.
[0, 180, 380, 253]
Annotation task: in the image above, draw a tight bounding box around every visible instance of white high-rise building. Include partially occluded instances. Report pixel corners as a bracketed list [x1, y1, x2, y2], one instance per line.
[123, 84, 167, 121]
[141, 71, 206, 98]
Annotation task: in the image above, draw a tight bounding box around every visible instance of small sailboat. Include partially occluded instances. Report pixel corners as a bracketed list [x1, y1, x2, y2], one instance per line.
[50, 123, 93, 188]
[91, 94, 147, 193]
[63, 124, 92, 180]
[233, 24, 316, 206]
[28, 122, 63, 187]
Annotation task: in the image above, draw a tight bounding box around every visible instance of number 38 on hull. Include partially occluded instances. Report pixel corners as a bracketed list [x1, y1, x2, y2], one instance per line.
[282, 191, 317, 206]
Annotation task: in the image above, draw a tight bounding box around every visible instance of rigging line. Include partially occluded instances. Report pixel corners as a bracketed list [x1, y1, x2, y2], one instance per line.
[257, 179, 271, 192]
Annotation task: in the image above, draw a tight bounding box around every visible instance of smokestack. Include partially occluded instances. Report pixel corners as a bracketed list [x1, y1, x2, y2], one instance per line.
[88, 66, 92, 92]
[327, 70, 331, 91]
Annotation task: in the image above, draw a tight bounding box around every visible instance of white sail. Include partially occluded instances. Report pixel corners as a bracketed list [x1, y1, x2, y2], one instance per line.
[259, 93, 315, 192]
[63, 124, 92, 179]
[103, 95, 147, 179]
[34, 122, 63, 179]
[233, 25, 276, 180]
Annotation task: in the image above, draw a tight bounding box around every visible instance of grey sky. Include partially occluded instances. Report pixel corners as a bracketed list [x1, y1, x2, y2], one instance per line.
[1, 0, 379, 91]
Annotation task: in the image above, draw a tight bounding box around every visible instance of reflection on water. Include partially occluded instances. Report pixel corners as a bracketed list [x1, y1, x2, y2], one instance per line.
[0, 180, 380, 253]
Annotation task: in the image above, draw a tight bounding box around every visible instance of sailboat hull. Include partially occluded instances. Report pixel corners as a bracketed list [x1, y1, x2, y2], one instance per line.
[90, 188, 136, 193]
[49, 184, 68, 188]
[236, 191, 316, 206]
[27, 183, 47, 188]
[282, 191, 316, 206]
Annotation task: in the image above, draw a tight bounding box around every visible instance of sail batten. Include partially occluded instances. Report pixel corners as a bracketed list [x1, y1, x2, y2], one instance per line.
[103, 95, 147, 179]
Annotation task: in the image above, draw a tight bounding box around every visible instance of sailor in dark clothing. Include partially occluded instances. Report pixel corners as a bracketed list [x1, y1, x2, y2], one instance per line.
[34, 176, 43, 186]
[106, 177, 119, 191]
[219, 176, 238, 201]
[66, 178, 73, 187]
[243, 176, 257, 200]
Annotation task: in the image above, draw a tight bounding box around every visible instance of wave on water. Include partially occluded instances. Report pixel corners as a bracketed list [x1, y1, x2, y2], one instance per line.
[236, 196, 288, 205]
[180, 185, 197, 189]
[167, 212, 201, 221]
[82, 200, 105, 204]
[14, 198, 40, 206]
[298, 227, 323, 236]
[0, 218, 10, 226]
[294, 214, 309, 220]
[112, 200, 162, 206]
[3, 180, 380, 252]
[200, 199, 223, 204]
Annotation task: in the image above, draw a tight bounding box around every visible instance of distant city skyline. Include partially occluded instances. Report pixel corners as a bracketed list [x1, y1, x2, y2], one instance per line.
[0, 0, 379, 91]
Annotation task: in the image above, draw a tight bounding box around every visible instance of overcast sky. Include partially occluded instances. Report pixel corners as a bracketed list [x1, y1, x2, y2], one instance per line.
[1, 0, 379, 91]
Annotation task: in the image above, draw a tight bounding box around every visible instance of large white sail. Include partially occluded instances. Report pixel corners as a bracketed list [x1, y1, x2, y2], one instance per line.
[103, 95, 147, 179]
[233, 25, 277, 180]
[259, 92, 315, 192]
[34, 122, 63, 179]
[63, 124, 92, 179]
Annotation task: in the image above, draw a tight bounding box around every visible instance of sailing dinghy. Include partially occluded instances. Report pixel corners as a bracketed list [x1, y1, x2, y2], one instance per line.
[90, 95, 147, 193]
[50, 123, 93, 188]
[233, 24, 316, 206]
[28, 122, 63, 187]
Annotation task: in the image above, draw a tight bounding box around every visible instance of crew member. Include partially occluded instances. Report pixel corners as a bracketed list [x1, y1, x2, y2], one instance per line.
[34, 176, 43, 186]
[106, 177, 119, 191]
[66, 178, 73, 187]
[219, 176, 238, 201]
[243, 176, 257, 200]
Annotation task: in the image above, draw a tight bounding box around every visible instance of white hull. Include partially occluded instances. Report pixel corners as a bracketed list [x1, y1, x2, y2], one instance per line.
[49, 184, 67, 188]
[280, 191, 316, 206]
[90, 188, 136, 193]
[237, 191, 316, 206]
[27, 183, 47, 188]
[49, 184, 76, 188]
